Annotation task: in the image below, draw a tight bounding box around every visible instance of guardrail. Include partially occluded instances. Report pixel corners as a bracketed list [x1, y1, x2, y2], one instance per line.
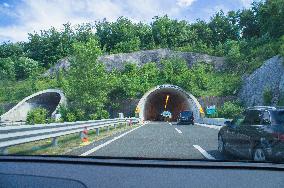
[0, 118, 139, 154]
[0, 121, 26, 126]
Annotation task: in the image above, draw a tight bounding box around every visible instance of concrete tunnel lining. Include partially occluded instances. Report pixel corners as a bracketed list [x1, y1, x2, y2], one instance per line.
[0, 89, 66, 122]
[137, 85, 202, 121]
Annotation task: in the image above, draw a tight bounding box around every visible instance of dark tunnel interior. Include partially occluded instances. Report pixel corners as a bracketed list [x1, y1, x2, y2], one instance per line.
[144, 88, 191, 121]
[26, 92, 61, 116]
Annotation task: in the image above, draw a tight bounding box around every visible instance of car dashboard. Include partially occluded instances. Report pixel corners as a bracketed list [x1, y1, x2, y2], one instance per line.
[0, 156, 283, 188]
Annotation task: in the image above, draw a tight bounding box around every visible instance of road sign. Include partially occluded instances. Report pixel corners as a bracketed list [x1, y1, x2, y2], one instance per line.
[206, 105, 217, 115]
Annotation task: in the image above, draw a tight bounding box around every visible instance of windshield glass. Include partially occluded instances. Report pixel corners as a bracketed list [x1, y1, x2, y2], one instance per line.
[272, 111, 284, 124]
[0, 0, 284, 164]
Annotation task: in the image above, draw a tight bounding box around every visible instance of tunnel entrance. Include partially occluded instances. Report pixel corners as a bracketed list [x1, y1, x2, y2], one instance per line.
[137, 85, 202, 121]
[0, 89, 66, 122]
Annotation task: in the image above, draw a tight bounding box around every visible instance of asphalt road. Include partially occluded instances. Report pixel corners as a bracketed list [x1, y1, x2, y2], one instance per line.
[68, 121, 231, 160]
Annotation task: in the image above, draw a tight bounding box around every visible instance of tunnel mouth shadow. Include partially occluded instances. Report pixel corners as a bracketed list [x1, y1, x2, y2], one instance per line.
[144, 88, 191, 121]
[137, 85, 202, 122]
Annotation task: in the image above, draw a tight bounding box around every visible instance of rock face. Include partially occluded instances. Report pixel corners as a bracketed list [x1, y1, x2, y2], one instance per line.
[239, 55, 284, 106]
[43, 58, 71, 77]
[44, 49, 225, 76]
[98, 49, 225, 71]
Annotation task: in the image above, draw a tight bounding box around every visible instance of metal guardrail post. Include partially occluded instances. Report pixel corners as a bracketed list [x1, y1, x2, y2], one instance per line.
[52, 137, 58, 147]
[107, 125, 110, 132]
[114, 124, 117, 129]
[0, 147, 8, 155]
[96, 128, 100, 136]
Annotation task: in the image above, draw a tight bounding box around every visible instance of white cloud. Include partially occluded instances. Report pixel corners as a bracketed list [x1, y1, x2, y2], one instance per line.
[3, 3, 10, 8]
[177, 0, 196, 7]
[240, 0, 254, 8]
[204, 4, 230, 18]
[0, 0, 184, 42]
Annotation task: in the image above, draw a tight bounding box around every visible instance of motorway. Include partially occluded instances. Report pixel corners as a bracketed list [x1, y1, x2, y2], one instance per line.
[68, 121, 231, 160]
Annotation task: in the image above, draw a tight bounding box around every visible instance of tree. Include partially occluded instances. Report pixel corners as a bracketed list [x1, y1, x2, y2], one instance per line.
[190, 20, 213, 46]
[26, 23, 78, 67]
[0, 42, 25, 58]
[238, 8, 260, 38]
[120, 63, 141, 98]
[151, 16, 197, 48]
[159, 58, 190, 86]
[209, 11, 239, 45]
[139, 62, 159, 93]
[258, 0, 284, 38]
[63, 38, 110, 119]
[14, 57, 40, 80]
[0, 57, 15, 80]
[95, 17, 142, 53]
[136, 23, 155, 50]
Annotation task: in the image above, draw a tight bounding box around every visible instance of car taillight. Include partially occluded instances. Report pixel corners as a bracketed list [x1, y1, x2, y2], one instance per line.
[272, 132, 284, 141]
[280, 134, 284, 141]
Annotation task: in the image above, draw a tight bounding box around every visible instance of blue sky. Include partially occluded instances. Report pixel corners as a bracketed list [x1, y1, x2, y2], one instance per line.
[0, 0, 261, 42]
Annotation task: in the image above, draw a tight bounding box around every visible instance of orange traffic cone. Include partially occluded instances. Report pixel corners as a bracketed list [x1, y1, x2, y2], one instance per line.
[129, 119, 132, 126]
[81, 127, 89, 142]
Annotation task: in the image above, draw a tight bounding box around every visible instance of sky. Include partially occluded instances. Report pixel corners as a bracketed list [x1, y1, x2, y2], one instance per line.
[0, 0, 261, 43]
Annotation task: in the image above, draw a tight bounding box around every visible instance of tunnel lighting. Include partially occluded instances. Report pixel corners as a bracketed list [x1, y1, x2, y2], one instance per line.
[164, 95, 170, 109]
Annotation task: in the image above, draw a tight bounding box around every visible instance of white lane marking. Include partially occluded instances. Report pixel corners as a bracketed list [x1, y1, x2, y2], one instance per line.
[80, 124, 144, 156]
[175, 128, 182, 134]
[169, 122, 172, 125]
[195, 123, 222, 130]
[193, 145, 215, 160]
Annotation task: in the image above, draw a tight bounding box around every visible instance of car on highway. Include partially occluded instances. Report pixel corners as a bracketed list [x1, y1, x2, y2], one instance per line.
[160, 111, 172, 121]
[177, 110, 194, 125]
[218, 106, 284, 162]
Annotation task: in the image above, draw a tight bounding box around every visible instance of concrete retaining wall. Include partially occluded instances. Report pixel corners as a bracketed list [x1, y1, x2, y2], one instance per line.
[198, 118, 231, 126]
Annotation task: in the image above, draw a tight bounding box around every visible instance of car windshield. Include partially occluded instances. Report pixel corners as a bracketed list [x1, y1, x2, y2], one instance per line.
[0, 0, 284, 164]
[272, 111, 284, 124]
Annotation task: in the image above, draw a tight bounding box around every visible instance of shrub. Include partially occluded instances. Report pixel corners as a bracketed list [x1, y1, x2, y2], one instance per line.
[0, 106, 4, 116]
[89, 110, 109, 120]
[26, 107, 48, 125]
[218, 101, 244, 119]
[263, 87, 273, 105]
[66, 112, 76, 122]
[278, 92, 284, 106]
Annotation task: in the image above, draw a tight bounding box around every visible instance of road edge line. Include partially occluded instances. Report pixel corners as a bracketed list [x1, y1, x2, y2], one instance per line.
[174, 128, 182, 134]
[80, 123, 145, 156]
[193, 145, 215, 160]
[195, 123, 222, 130]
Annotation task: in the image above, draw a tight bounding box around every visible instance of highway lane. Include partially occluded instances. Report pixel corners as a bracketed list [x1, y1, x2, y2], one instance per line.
[69, 121, 225, 160]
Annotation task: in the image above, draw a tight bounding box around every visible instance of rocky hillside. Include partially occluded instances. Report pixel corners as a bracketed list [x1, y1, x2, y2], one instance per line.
[44, 49, 225, 76]
[239, 55, 284, 106]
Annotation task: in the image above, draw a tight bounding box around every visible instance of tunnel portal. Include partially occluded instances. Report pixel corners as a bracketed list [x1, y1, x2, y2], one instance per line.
[0, 89, 66, 122]
[137, 85, 202, 121]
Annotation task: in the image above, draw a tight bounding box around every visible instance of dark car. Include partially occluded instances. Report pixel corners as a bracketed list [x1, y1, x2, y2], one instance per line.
[177, 110, 194, 125]
[218, 106, 284, 162]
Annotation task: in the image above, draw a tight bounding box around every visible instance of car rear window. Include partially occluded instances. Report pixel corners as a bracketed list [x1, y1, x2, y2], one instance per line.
[180, 111, 192, 117]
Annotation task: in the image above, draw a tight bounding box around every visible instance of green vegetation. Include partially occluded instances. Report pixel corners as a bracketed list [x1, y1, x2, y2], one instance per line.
[26, 107, 48, 124]
[1, 0, 284, 119]
[218, 101, 245, 119]
[278, 94, 284, 106]
[263, 87, 273, 105]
